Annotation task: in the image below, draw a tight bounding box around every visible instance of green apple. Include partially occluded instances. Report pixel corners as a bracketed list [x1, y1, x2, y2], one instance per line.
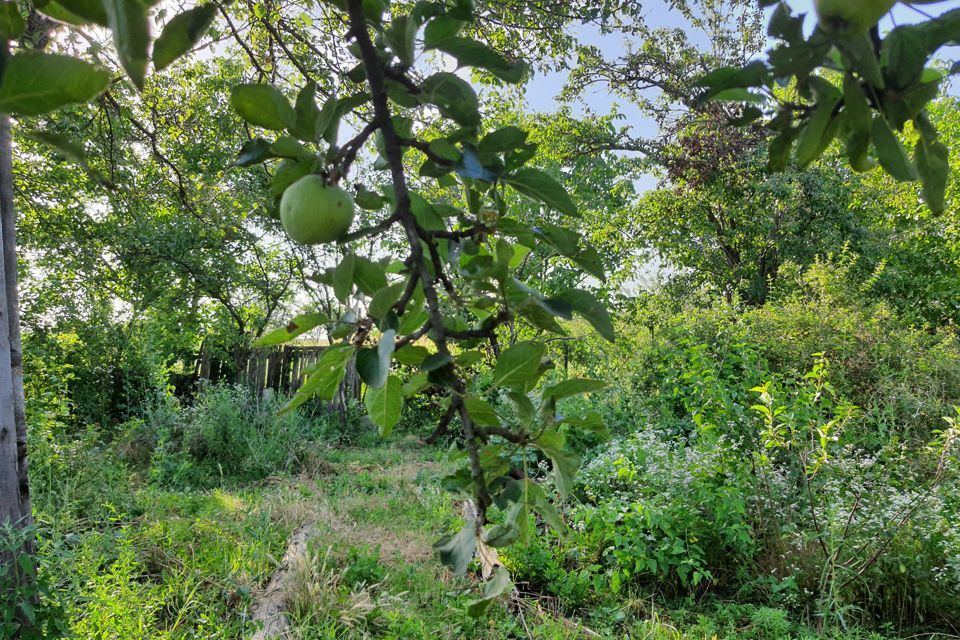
[279, 175, 355, 245]
[815, 0, 896, 32]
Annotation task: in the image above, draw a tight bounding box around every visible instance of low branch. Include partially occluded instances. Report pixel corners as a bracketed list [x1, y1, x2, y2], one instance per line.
[478, 425, 530, 445]
[424, 402, 457, 445]
[400, 137, 454, 167]
[347, 0, 492, 516]
[337, 212, 399, 244]
[332, 121, 378, 181]
[394, 321, 430, 351]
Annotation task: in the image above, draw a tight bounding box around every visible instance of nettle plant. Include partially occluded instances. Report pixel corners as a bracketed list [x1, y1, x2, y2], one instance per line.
[698, 0, 958, 213]
[236, 0, 614, 612]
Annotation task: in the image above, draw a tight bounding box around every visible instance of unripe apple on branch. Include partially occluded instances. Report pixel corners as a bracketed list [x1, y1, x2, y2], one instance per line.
[814, 0, 896, 32]
[279, 174, 356, 245]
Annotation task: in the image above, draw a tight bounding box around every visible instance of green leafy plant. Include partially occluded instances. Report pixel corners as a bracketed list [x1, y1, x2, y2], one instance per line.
[4, 0, 960, 628]
[0, 524, 65, 639]
[698, 0, 957, 212]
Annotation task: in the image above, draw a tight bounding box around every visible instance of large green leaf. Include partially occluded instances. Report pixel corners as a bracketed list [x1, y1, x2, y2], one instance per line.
[269, 135, 308, 159]
[535, 429, 580, 499]
[485, 500, 525, 548]
[795, 95, 839, 167]
[467, 566, 514, 617]
[398, 306, 428, 335]
[915, 118, 949, 214]
[353, 256, 389, 296]
[503, 168, 578, 217]
[355, 186, 385, 210]
[572, 244, 606, 282]
[385, 14, 416, 66]
[871, 115, 918, 181]
[0, 52, 111, 115]
[508, 390, 535, 427]
[0, 2, 25, 39]
[394, 344, 430, 366]
[694, 60, 770, 102]
[542, 378, 607, 401]
[269, 159, 312, 198]
[153, 4, 217, 71]
[420, 72, 480, 127]
[491, 341, 545, 390]
[365, 374, 404, 436]
[332, 253, 355, 303]
[843, 75, 873, 171]
[432, 37, 527, 83]
[402, 371, 430, 396]
[102, 0, 150, 89]
[317, 94, 340, 144]
[231, 84, 295, 131]
[556, 289, 615, 342]
[433, 518, 476, 575]
[291, 82, 321, 142]
[254, 312, 329, 347]
[519, 480, 565, 535]
[421, 352, 453, 372]
[368, 282, 406, 320]
[560, 412, 610, 439]
[880, 25, 928, 90]
[40, 0, 109, 26]
[479, 126, 528, 153]
[357, 329, 395, 389]
[423, 14, 466, 49]
[464, 395, 500, 427]
[284, 343, 355, 412]
[234, 137, 271, 167]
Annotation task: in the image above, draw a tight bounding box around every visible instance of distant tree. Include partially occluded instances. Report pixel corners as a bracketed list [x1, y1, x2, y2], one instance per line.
[16, 60, 301, 382]
[636, 114, 867, 304]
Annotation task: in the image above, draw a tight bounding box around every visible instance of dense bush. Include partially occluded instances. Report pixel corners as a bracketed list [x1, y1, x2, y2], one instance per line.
[150, 384, 332, 487]
[577, 429, 755, 593]
[22, 318, 174, 431]
[571, 271, 960, 448]
[520, 274, 960, 634]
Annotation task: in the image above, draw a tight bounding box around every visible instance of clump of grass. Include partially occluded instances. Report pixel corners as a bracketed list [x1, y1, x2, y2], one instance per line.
[150, 384, 339, 487]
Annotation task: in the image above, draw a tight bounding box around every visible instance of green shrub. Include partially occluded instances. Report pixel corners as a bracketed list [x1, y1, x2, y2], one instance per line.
[150, 383, 322, 487]
[22, 316, 173, 431]
[0, 524, 67, 640]
[342, 545, 387, 589]
[568, 288, 960, 447]
[501, 528, 600, 611]
[577, 429, 755, 594]
[551, 291, 960, 633]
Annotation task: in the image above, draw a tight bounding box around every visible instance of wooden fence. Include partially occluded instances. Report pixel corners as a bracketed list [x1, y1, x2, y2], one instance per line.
[239, 345, 327, 395]
[195, 345, 361, 409]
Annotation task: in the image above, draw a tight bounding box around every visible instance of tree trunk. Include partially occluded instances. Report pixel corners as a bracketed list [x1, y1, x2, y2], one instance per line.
[0, 113, 34, 577]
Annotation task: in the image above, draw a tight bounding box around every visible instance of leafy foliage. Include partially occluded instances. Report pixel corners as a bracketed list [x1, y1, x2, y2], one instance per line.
[697, 1, 958, 212]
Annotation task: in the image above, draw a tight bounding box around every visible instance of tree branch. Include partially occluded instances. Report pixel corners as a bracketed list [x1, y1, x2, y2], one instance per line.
[346, 0, 492, 517]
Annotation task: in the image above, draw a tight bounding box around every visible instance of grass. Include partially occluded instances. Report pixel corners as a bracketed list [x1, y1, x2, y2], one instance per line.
[40, 484, 291, 638]
[28, 432, 953, 639]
